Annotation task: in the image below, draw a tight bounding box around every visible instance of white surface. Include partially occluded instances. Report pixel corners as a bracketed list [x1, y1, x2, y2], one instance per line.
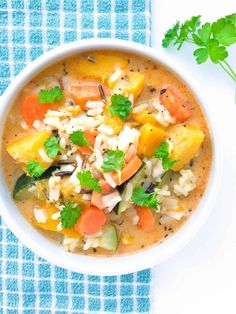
[151, 1, 236, 313]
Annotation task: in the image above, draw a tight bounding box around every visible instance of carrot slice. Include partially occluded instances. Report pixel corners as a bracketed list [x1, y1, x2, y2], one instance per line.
[78, 129, 98, 155]
[70, 85, 101, 110]
[91, 179, 114, 209]
[135, 206, 155, 231]
[21, 94, 59, 127]
[111, 155, 142, 186]
[159, 85, 192, 122]
[74, 206, 107, 235]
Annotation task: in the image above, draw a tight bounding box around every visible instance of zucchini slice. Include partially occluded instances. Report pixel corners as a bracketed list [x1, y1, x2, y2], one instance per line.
[99, 225, 118, 251]
[13, 167, 56, 200]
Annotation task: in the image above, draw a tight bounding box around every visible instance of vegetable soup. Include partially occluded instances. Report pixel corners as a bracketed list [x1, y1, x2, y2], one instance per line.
[2, 51, 212, 256]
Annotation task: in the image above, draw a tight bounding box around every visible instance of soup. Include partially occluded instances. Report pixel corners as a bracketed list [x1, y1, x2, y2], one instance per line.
[2, 51, 212, 256]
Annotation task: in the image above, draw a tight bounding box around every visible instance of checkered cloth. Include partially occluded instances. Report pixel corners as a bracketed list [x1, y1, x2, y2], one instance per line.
[0, 0, 152, 313]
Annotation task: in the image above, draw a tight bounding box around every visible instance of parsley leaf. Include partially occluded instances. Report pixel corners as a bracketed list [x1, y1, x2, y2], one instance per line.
[162, 22, 180, 48]
[38, 86, 63, 104]
[108, 94, 132, 121]
[44, 136, 63, 158]
[60, 202, 82, 229]
[212, 18, 236, 46]
[102, 150, 125, 181]
[131, 186, 160, 211]
[26, 160, 46, 178]
[162, 14, 236, 98]
[77, 170, 102, 192]
[154, 141, 177, 170]
[69, 130, 92, 149]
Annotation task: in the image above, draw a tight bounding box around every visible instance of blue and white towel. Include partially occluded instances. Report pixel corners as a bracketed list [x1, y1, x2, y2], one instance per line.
[0, 0, 152, 313]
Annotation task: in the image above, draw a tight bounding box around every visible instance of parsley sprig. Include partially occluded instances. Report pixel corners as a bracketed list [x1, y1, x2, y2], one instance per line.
[108, 94, 132, 120]
[77, 170, 102, 192]
[60, 202, 82, 229]
[162, 14, 236, 91]
[132, 186, 160, 212]
[26, 160, 46, 178]
[39, 86, 63, 104]
[154, 141, 177, 170]
[69, 130, 93, 150]
[44, 136, 63, 158]
[102, 150, 125, 181]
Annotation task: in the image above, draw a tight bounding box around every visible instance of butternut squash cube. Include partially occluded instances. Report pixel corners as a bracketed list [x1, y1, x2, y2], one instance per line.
[34, 203, 81, 238]
[78, 53, 128, 81]
[132, 110, 160, 126]
[168, 125, 204, 171]
[6, 131, 53, 172]
[103, 111, 124, 135]
[138, 123, 166, 158]
[113, 71, 145, 98]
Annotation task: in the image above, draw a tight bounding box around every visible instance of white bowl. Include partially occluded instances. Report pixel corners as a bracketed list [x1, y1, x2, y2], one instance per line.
[0, 39, 222, 275]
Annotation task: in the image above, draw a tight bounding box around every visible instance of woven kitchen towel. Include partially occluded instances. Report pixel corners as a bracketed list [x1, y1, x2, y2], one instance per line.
[0, 0, 152, 313]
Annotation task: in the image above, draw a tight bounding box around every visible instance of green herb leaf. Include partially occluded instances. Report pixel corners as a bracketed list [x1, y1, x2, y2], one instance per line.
[208, 39, 228, 63]
[154, 141, 177, 170]
[193, 47, 209, 64]
[162, 22, 180, 48]
[44, 136, 63, 158]
[60, 202, 82, 229]
[102, 150, 125, 180]
[162, 14, 236, 96]
[69, 130, 92, 149]
[108, 94, 132, 120]
[26, 160, 46, 178]
[131, 186, 160, 211]
[77, 170, 102, 192]
[38, 86, 63, 104]
[212, 18, 236, 46]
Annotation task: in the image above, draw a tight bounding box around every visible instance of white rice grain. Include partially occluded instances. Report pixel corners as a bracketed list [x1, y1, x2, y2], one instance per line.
[109, 68, 123, 84]
[97, 124, 114, 136]
[82, 193, 92, 201]
[102, 191, 121, 208]
[132, 103, 148, 113]
[34, 207, 47, 223]
[20, 119, 29, 130]
[125, 182, 133, 201]
[38, 148, 53, 163]
[51, 211, 61, 220]
[103, 173, 117, 188]
[86, 100, 104, 109]
[87, 107, 103, 116]
[48, 176, 61, 202]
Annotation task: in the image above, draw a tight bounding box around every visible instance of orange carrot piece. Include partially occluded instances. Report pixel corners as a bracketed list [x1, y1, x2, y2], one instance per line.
[111, 156, 142, 186]
[70, 85, 101, 110]
[21, 94, 59, 127]
[135, 206, 155, 231]
[78, 129, 98, 155]
[74, 206, 107, 235]
[124, 144, 137, 163]
[159, 85, 192, 122]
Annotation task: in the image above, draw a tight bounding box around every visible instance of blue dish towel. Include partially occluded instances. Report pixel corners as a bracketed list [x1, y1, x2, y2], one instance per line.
[0, 1, 152, 313]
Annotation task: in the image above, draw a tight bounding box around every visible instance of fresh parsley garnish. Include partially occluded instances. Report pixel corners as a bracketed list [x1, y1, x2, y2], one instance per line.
[77, 170, 102, 192]
[108, 94, 132, 120]
[102, 150, 125, 181]
[60, 202, 82, 229]
[154, 141, 177, 170]
[131, 186, 160, 211]
[69, 130, 92, 150]
[162, 14, 236, 96]
[39, 86, 63, 104]
[44, 136, 63, 158]
[26, 160, 46, 178]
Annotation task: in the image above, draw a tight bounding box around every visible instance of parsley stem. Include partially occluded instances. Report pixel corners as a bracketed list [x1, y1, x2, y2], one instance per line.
[222, 60, 236, 80]
[218, 61, 236, 83]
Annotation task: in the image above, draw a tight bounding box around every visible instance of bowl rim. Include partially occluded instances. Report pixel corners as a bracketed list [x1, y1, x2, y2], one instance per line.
[0, 39, 222, 275]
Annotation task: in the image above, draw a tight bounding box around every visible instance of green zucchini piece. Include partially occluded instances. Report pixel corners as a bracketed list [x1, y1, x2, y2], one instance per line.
[117, 165, 146, 214]
[13, 167, 57, 200]
[158, 170, 179, 190]
[99, 224, 118, 251]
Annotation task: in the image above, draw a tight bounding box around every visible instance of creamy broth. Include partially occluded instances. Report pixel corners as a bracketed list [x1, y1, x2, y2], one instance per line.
[2, 51, 212, 256]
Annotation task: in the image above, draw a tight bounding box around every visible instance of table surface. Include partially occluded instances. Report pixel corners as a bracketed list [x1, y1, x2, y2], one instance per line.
[151, 0, 236, 313]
